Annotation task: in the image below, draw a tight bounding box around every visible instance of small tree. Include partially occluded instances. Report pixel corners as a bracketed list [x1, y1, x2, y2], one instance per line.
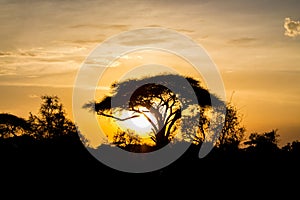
[216, 103, 245, 151]
[28, 95, 77, 139]
[182, 102, 245, 152]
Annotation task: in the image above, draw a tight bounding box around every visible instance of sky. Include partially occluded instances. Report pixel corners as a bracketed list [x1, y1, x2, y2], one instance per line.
[0, 0, 300, 146]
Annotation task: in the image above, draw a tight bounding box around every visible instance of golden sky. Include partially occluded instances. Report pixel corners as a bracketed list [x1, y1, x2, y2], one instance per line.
[1, 0, 300, 146]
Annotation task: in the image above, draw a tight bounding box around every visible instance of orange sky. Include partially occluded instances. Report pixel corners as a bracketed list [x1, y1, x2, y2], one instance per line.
[1, 0, 300, 147]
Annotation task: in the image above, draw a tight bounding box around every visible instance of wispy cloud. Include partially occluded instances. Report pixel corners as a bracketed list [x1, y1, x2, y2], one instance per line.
[0, 51, 13, 56]
[146, 25, 163, 28]
[84, 54, 138, 68]
[0, 66, 17, 76]
[56, 39, 101, 45]
[227, 37, 257, 45]
[0, 82, 75, 88]
[0, 49, 37, 57]
[284, 17, 300, 37]
[0, 46, 87, 59]
[28, 94, 39, 99]
[75, 85, 110, 91]
[117, 29, 173, 47]
[174, 28, 195, 34]
[69, 24, 129, 30]
[0, 44, 91, 78]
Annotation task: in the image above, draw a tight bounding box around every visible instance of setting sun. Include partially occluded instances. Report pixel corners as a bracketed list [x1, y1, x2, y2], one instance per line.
[131, 114, 151, 129]
[115, 109, 157, 137]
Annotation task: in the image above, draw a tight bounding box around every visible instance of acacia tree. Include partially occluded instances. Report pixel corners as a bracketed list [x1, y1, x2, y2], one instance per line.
[84, 74, 222, 149]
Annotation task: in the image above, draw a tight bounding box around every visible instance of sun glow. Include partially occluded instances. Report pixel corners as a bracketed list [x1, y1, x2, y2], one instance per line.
[115, 109, 157, 137]
[131, 114, 151, 128]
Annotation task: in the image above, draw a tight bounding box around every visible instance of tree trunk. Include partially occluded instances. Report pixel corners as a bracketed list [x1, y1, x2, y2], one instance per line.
[155, 126, 169, 149]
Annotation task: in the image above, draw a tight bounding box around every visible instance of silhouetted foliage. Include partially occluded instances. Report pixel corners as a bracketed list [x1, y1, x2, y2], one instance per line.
[182, 102, 245, 153]
[112, 129, 141, 147]
[111, 129, 158, 152]
[282, 140, 300, 155]
[0, 92, 300, 185]
[28, 95, 77, 139]
[84, 74, 223, 149]
[0, 113, 30, 138]
[216, 103, 245, 151]
[244, 129, 280, 154]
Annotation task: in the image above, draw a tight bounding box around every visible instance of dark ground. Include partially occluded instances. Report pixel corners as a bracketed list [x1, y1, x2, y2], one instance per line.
[0, 135, 299, 198]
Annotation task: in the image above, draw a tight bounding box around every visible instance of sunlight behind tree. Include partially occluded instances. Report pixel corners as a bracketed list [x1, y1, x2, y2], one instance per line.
[116, 108, 157, 137]
[83, 74, 222, 149]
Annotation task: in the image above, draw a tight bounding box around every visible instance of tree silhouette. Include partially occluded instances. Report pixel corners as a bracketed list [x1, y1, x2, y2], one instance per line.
[244, 129, 280, 154]
[112, 129, 141, 148]
[0, 113, 30, 138]
[1, 93, 300, 181]
[282, 140, 300, 155]
[181, 102, 245, 156]
[84, 74, 222, 149]
[28, 95, 77, 139]
[216, 103, 245, 151]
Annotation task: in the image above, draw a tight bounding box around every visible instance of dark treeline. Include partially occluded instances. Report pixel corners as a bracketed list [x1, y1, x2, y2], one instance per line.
[1, 94, 300, 191]
[0, 93, 300, 199]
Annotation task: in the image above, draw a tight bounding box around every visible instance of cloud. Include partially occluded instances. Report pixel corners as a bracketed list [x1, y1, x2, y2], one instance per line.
[284, 17, 300, 37]
[0, 67, 17, 76]
[117, 29, 172, 47]
[18, 51, 38, 57]
[56, 39, 101, 45]
[76, 85, 110, 91]
[0, 51, 13, 56]
[174, 29, 195, 34]
[0, 59, 79, 79]
[0, 50, 37, 57]
[69, 24, 129, 30]
[84, 54, 137, 68]
[1, 44, 90, 60]
[147, 25, 163, 28]
[227, 37, 257, 45]
[28, 94, 39, 98]
[0, 44, 90, 77]
[0, 82, 74, 88]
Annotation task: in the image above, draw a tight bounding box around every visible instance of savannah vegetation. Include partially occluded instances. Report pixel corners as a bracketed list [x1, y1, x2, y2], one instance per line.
[1, 75, 299, 180]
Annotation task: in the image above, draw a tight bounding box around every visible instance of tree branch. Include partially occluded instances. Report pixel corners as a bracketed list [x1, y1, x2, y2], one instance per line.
[98, 112, 140, 121]
[131, 108, 159, 133]
[166, 109, 181, 138]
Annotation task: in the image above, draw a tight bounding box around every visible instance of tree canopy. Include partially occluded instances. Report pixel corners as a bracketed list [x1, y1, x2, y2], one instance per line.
[84, 74, 227, 149]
